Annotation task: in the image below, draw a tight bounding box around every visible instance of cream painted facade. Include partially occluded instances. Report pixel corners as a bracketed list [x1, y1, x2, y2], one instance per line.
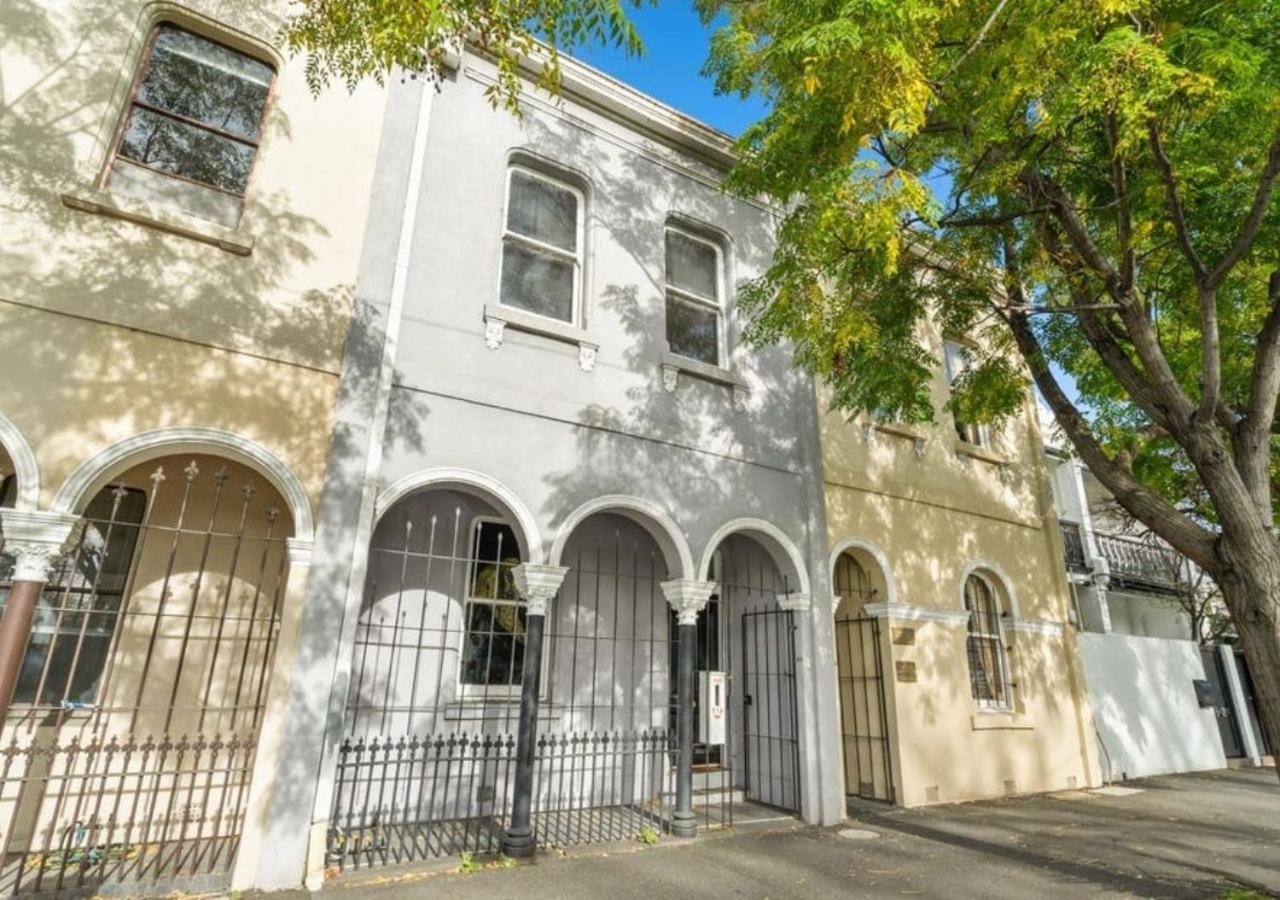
[0, 0, 385, 893]
[820, 330, 1103, 807]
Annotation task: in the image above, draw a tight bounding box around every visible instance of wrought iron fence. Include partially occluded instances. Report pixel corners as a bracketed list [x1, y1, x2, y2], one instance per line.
[327, 732, 516, 870]
[1, 459, 290, 897]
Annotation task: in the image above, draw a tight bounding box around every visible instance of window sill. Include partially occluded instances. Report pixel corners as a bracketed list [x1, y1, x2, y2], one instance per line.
[970, 710, 1034, 731]
[61, 186, 254, 256]
[660, 351, 748, 408]
[444, 699, 560, 722]
[874, 421, 925, 441]
[956, 441, 1008, 466]
[483, 303, 599, 371]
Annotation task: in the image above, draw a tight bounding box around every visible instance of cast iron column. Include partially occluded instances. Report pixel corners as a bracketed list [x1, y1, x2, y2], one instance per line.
[502, 563, 568, 858]
[0, 510, 78, 721]
[660, 579, 716, 839]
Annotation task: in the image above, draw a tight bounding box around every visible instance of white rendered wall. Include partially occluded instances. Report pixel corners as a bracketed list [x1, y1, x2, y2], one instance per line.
[1078, 632, 1226, 780]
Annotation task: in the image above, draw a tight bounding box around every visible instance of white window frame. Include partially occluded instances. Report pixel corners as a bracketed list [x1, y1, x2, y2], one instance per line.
[944, 339, 991, 448]
[499, 165, 586, 327]
[457, 515, 529, 701]
[963, 573, 1013, 710]
[664, 224, 726, 367]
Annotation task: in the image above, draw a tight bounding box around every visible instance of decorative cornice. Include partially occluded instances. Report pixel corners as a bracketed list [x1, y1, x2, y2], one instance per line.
[862, 601, 971, 626]
[660, 579, 717, 626]
[0, 509, 81, 582]
[512, 564, 569, 617]
[777, 593, 811, 612]
[1006, 617, 1065, 637]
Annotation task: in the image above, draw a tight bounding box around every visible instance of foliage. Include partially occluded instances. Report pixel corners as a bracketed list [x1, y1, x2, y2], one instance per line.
[698, 0, 1280, 548]
[636, 824, 661, 845]
[457, 850, 481, 874]
[282, 0, 647, 110]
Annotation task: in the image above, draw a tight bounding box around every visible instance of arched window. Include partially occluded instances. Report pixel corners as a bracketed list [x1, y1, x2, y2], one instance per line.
[963, 574, 1011, 708]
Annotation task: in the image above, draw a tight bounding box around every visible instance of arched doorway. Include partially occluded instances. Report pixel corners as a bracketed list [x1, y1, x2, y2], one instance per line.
[0, 454, 294, 895]
[328, 485, 534, 870]
[701, 531, 804, 815]
[833, 545, 896, 803]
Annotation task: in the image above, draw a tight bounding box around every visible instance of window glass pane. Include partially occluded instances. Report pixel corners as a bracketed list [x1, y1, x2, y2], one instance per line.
[507, 171, 578, 252]
[500, 242, 575, 322]
[119, 106, 255, 193]
[944, 341, 970, 385]
[666, 294, 720, 365]
[469, 521, 519, 600]
[666, 230, 719, 300]
[139, 25, 273, 141]
[462, 602, 527, 687]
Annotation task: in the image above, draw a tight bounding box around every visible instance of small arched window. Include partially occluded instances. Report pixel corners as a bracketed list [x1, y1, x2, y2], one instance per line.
[963, 573, 1011, 708]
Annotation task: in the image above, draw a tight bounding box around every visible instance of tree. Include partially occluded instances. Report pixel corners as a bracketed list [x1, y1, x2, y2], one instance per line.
[282, 0, 645, 109]
[699, 0, 1280, 769]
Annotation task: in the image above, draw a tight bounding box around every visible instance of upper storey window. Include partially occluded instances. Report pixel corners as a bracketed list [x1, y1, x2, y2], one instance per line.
[109, 23, 275, 225]
[500, 167, 584, 324]
[665, 227, 723, 367]
[944, 340, 990, 447]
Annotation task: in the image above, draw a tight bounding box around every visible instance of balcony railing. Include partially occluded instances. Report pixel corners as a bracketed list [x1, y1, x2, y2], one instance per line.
[1094, 531, 1183, 591]
[1059, 520, 1089, 572]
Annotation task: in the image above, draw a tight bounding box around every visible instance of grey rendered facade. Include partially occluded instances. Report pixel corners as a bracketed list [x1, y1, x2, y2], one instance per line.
[254, 51, 843, 889]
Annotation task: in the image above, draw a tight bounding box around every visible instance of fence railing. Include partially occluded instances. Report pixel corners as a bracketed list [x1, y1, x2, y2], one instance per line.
[1094, 532, 1182, 590]
[326, 728, 715, 872]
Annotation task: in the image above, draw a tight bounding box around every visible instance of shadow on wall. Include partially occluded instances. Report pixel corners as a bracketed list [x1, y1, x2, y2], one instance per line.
[518, 117, 814, 553]
[0, 0, 427, 484]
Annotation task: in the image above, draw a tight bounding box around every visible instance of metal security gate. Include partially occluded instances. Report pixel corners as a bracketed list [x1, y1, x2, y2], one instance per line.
[739, 609, 800, 813]
[0, 460, 289, 896]
[834, 615, 894, 803]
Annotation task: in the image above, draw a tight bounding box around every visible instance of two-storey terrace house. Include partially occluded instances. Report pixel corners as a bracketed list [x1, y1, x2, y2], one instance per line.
[0, 1, 386, 894]
[249, 48, 842, 890]
[823, 334, 1102, 807]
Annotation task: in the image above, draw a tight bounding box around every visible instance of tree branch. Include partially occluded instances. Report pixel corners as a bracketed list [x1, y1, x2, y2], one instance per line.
[1209, 129, 1280, 287]
[1148, 123, 1209, 280]
[1237, 269, 1280, 516]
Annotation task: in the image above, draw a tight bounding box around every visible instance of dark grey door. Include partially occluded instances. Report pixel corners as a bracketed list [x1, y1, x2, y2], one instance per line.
[1201, 647, 1245, 758]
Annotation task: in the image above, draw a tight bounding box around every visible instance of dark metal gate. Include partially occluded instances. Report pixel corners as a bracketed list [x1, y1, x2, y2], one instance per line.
[0, 460, 289, 896]
[739, 608, 800, 813]
[833, 615, 895, 803]
[1201, 646, 1245, 758]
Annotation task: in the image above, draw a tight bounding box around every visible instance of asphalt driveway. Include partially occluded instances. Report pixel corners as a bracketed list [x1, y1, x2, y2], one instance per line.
[313, 767, 1279, 899]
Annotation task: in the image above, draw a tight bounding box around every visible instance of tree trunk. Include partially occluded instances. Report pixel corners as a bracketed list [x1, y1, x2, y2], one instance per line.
[1214, 533, 1280, 778]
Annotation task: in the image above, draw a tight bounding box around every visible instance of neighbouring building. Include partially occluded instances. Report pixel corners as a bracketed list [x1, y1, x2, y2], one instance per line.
[0, 0, 386, 895]
[823, 342, 1102, 808]
[1044, 429, 1273, 779]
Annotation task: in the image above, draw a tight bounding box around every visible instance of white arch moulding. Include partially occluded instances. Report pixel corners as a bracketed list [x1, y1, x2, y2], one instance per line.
[828, 537, 897, 607]
[958, 558, 1021, 618]
[50, 427, 315, 543]
[548, 494, 695, 581]
[376, 466, 543, 564]
[0, 411, 40, 511]
[699, 517, 813, 598]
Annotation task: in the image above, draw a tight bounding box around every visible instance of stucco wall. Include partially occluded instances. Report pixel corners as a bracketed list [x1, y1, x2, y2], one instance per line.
[0, 0, 386, 511]
[820, 348, 1101, 805]
[1078, 632, 1226, 780]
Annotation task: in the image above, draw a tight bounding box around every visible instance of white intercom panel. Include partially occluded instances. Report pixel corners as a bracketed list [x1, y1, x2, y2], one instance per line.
[698, 670, 728, 745]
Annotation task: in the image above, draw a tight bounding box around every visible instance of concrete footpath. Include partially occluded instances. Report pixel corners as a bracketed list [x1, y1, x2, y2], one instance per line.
[311, 768, 1279, 899]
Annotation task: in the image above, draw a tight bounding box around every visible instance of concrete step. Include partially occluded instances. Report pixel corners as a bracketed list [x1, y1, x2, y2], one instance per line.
[692, 786, 744, 807]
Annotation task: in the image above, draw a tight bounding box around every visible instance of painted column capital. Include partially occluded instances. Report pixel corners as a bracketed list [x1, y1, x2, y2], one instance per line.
[512, 564, 569, 617]
[777, 592, 812, 613]
[0, 509, 81, 582]
[660, 579, 717, 626]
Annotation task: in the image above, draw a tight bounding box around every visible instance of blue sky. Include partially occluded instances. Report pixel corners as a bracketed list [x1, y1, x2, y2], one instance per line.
[571, 3, 767, 137]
